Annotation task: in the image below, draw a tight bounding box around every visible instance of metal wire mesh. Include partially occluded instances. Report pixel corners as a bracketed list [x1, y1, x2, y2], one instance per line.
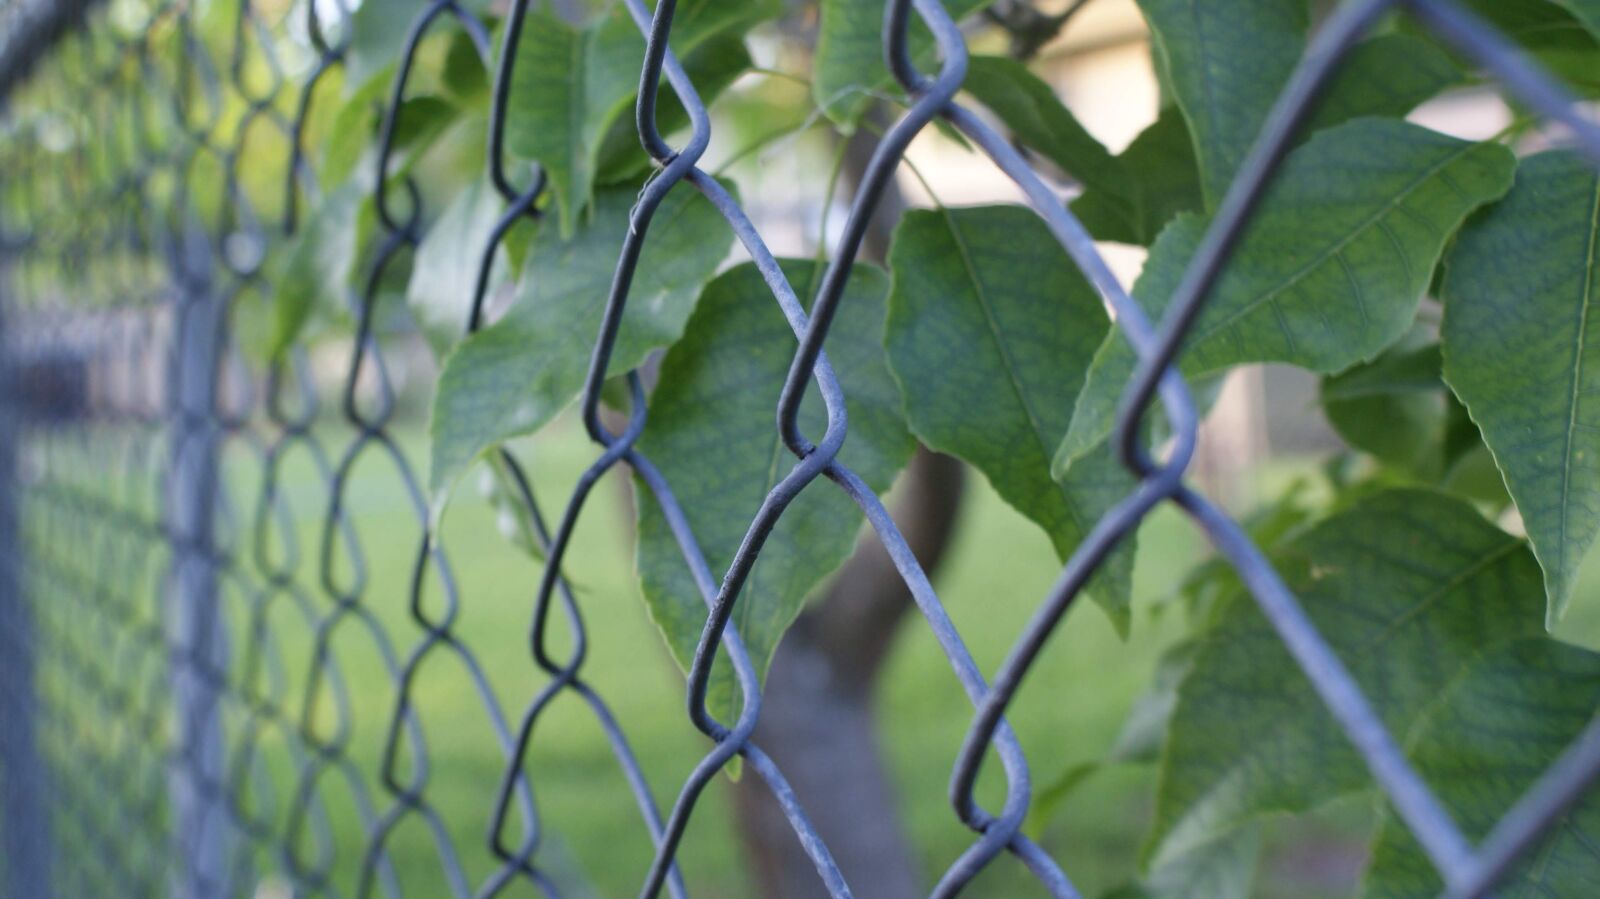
[3, 0, 1600, 897]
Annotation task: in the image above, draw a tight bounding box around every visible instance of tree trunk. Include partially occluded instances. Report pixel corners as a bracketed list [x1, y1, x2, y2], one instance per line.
[733, 448, 965, 897]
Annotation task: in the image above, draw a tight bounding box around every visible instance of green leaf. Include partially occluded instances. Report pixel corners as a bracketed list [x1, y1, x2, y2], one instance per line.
[813, 0, 990, 129]
[268, 180, 365, 359]
[961, 55, 1131, 201]
[1556, 0, 1600, 42]
[428, 181, 733, 499]
[1361, 637, 1600, 898]
[1028, 640, 1201, 839]
[634, 259, 915, 725]
[405, 177, 510, 358]
[323, 77, 390, 188]
[884, 205, 1136, 629]
[1442, 150, 1600, 623]
[1134, 0, 1308, 206]
[506, 1, 772, 235]
[1320, 341, 1450, 474]
[1306, 34, 1462, 134]
[344, 0, 492, 97]
[1030, 636, 1203, 838]
[1056, 119, 1516, 477]
[669, 0, 783, 47]
[1109, 826, 1263, 899]
[441, 28, 491, 104]
[1424, 0, 1600, 95]
[1149, 489, 1545, 871]
[479, 452, 547, 563]
[322, 86, 459, 193]
[593, 32, 753, 184]
[1072, 106, 1203, 246]
[1109, 640, 1200, 766]
[505, 11, 638, 236]
[1072, 34, 1457, 247]
[1171, 477, 1315, 619]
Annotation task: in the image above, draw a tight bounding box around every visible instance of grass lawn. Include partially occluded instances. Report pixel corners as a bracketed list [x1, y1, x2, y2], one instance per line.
[35, 405, 1600, 897]
[216, 409, 1206, 898]
[207, 408, 1600, 898]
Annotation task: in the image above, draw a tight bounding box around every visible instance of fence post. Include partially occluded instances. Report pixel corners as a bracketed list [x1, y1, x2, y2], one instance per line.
[165, 211, 231, 899]
[0, 260, 52, 899]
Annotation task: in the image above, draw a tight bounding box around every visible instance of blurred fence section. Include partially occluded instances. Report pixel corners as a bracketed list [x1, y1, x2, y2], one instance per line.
[4, 1, 1600, 898]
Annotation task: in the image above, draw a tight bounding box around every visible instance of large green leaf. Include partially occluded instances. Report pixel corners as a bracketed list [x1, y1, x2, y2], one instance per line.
[1056, 120, 1516, 477]
[1305, 34, 1462, 134]
[634, 259, 915, 724]
[1071, 33, 1458, 247]
[1149, 489, 1545, 871]
[961, 55, 1131, 202]
[813, 0, 990, 128]
[1072, 106, 1204, 246]
[428, 181, 733, 498]
[1320, 341, 1450, 475]
[884, 205, 1136, 629]
[1134, 0, 1307, 206]
[1108, 826, 1262, 899]
[1419, 0, 1600, 95]
[504, 11, 642, 237]
[1362, 637, 1600, 898]
[505, 1, 772, 235]
[1557, 0, 1600, 42]
[405, 177, 509, 358]
[1442, 150, 1600, 622]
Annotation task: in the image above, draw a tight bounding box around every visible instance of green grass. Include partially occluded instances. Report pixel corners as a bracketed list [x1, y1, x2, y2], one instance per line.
[41, 413, 1600, 896]
[213, 410, 1205, 897]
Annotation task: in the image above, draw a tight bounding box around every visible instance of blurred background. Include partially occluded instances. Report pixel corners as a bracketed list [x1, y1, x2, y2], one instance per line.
[3, 1, 1596, 898]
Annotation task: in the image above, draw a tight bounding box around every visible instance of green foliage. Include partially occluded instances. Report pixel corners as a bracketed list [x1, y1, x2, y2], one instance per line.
[1443, 150, 1600, 623]
[1362, 638, 1600, 897]
[813, 0, 990, 127]
[1558, 0, 1600, 42]
[345, 0, 484, 95]
[635, 259, 914, 724]
[885, 205, 1136, 628]
[1072, 106, 1203, 246]
[593, 33, 753, 183]
[504, 10, 650, 236]
[269, 179, 364, 360]
[1319, 340, 1451, 475]
[978, 27, 1460, 249]
[428, 181, 732, 499]
[1437, 0, 1600, 95]
[1305, 34, 1462, 135]
[1110, 825, 1262, 899]
[406, 177, 510, 357]
[1150, 490, 1545, 871]
[504, 0, 774, 234]
[270, 89, 465, 357]
[272, 4, 1600, 893]
[961, 55, 1132, 207]
[1057, 119, 1515, 476]
[1135, 0, 1307, 206]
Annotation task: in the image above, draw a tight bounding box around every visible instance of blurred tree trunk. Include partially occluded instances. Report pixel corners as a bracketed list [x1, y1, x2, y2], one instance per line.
[731, 110, 967, 898]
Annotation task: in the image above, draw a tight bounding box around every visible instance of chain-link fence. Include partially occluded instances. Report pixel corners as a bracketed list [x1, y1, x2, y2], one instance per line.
[3, 0, 1600, 897]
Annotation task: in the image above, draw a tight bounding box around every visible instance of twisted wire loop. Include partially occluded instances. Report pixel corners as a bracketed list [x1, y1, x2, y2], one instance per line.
[4, 0, 1600, 897]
